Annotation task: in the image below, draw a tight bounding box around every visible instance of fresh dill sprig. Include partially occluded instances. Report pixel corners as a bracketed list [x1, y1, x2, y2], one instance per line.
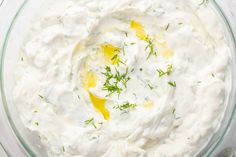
[102, 66, 130, 96]
[114, 102, 137, 111]
[168, 81, 176, 87]
[114, 67, 130, 88]
[84, 118, 97, 128]
[145, 39, 157, 59]
[157, 64, 173, 77]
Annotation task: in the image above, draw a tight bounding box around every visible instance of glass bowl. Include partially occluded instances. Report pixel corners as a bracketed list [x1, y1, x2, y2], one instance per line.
[0, 0, 236, 156]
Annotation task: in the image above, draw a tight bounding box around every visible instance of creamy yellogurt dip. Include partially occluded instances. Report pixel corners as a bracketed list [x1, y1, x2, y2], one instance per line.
[14, 0, 231, 156]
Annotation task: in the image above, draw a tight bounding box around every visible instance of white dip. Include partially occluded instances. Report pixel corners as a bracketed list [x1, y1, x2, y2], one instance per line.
[14, 0, 231, 156]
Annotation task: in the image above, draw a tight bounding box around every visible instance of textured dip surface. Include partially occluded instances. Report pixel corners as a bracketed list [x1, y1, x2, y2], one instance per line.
[14, 0, 231, 157]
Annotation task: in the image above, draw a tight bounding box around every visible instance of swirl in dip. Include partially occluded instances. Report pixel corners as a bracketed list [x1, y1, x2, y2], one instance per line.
[14, 0, 231, 156]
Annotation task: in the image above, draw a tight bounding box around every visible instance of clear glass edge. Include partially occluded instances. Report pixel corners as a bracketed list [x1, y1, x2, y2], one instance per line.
[202, 0, 236, 156]
[0, 0, 235, 157]
[0, 0, 35, 156]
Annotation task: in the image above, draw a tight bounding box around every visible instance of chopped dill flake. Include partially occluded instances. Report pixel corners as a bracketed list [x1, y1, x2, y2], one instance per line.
[157, 69, 166, 77]
[124, 31, 128, 37]
[21, 57, 24, 61]
[62, 146, 65, 152]
[139, 68, 143, 71]
[114, 102, 137, 111]
[178, 22, 183, 25]
[111, 54, 118, 61]
[111, 54, 125, 66]
[166, 64, 173, 75]
[168, 81, 176, 87]
[84, 118, 94, 124]
[211, 73, 215, 77]
[165, 23, 170, 30]
[172, 108, 176, 114]
[145, 39, 157, 59]
[123, 42, 129, 46]
[147, 84, 154, 90]
[33, 110, 38, 113]
[102, 66, 130, 96]
[84, 118, 97, 128]
[34, 122, 39, 126]
[157, 64, 173, 77]
[197, 81, 202, 83]
[92, 47, 97, 51]
[38, 94, 44, 99]
[122, 46, 126, 55]
[77, 95, 80, 99]
[130, 42, 136, 45]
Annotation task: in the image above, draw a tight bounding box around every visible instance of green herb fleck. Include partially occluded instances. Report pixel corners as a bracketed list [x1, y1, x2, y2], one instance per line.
[92, 47, 98, 51]
[62, 146, 65, 152]
[123, 42, 129, 46]
[178, 22, 183, 25]
[172, 108, 176, 114]
[139, 68, 143, 71]
[38, 94, 44, 99]
[130, 42, 136, 45]
[166, 64, 173, 75]
[157, 64, 173, 77]
[34, 122, 39, 126]
[122, 46, 126, 55]
[114, 102, 137, 111]
[111, 54, 125, 66]
[211, 73, 215, 77]
[21, 57, 24, 61]
[124, 31, 128, 37]
[145, 39, 157, 59]
[157, 69, 166, 77]
[147, 84, 154, 90]
[84, 118, 97, 128]
[165, 23, 170, 31]
[168, 81, 176, 87]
